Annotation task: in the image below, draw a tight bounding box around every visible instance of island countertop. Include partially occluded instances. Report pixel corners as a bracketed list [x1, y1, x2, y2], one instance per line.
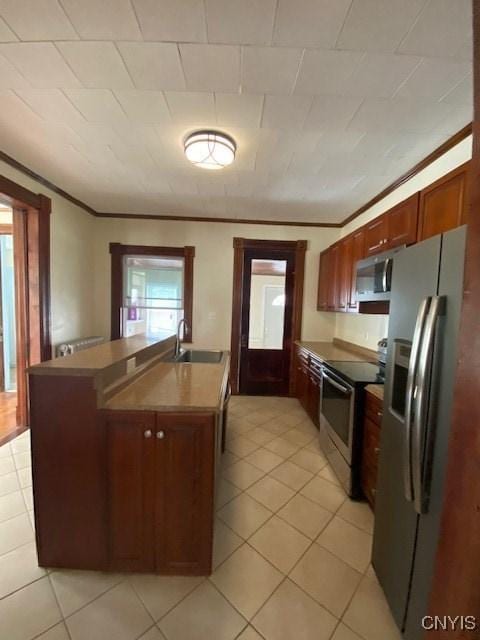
[29, 333, 175, 376]
[103, 352, 230, 412]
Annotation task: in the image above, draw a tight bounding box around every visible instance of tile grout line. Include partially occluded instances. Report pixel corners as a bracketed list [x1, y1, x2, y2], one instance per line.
[213, 397, 374, 625]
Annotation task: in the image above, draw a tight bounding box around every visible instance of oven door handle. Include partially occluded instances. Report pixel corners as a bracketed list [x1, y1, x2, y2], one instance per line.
[321, 371, 352, 395]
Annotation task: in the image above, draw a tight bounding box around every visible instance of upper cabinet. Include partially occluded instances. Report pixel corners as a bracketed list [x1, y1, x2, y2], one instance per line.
[348, 228, 365, 311]
[327, 244, 340, 311]
[364, 193, 419, 256]
[418, 162, 470, 241]
[317, 161, 471, 314]
[317, 249, 330, 311]
[364, 214, 388, 256]
[386, 193, 419, 248]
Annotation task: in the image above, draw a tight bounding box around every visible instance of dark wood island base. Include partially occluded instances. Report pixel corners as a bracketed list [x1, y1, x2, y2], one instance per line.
[29, 334, 230, 576]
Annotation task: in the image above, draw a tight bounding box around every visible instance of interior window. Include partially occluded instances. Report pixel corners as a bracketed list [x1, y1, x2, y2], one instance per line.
[123, 256, 185, 338]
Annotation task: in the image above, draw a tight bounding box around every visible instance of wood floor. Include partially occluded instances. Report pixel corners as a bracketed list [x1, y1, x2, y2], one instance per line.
[0, 391, 23, 447]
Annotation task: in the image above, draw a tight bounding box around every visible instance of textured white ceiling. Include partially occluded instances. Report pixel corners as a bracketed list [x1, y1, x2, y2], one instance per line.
[0, 0, 473, 223]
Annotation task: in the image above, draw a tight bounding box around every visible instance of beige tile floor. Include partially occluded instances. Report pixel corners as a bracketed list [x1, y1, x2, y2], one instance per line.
[0, 396, 401, 640]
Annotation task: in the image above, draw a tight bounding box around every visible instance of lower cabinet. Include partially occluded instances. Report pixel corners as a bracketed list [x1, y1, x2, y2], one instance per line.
[295, 347, 321, 426]
[361, 390, 383, 508]
[103, 410, 216, 575]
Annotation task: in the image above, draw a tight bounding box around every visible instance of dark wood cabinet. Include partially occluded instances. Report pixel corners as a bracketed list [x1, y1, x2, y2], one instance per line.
[327, 244, 339, 311]
[336, 238, 351, 312]
[104, 410, 215, 575]
[317, 249, 330, 311]
[364, 214, 388, 256]
[316, 163, 470, 315]
[348, 229, 365, 311]
[386, 193, 419, 248]
[418, 162, 470, 241]
[361, 390, 384, 509]
[295, 346, 320, 426]
[363, 194, 419, 256]
[155, 413, 215, 575]
[106, 411, 156, 572]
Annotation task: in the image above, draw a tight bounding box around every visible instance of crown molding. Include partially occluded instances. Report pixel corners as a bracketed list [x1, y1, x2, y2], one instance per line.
[341, 123, 473, 227]
[0, 122, 472, 230]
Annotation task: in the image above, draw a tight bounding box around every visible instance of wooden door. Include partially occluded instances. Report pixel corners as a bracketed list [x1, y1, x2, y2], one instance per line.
[418, 162, 470, 241]
[106, 410, 156, 572]
[386, 193, 419, 248]
[327, 244, 339, 311]
[364, 214, 388, 256]
[155, 413, 215, 575]
[239, 249, 296, 395]
[348, 228, 365, 311]
[317, 249, 330, 311]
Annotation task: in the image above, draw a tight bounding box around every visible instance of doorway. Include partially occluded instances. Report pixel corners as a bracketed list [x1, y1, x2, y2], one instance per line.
[0, 175, 51, 445]
[0, 208, 17, 442]
[230, 238, 306, 396]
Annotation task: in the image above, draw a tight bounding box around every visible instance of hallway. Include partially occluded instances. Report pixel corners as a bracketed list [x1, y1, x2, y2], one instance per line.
[0, 392, 17, 447]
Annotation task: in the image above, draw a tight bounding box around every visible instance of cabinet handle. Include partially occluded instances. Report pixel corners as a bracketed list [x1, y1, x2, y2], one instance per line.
[377, 411, 383, 418]
[374, 447, 380, 455]
[156, 431, 165, 439]
[144, 429, 152, 438]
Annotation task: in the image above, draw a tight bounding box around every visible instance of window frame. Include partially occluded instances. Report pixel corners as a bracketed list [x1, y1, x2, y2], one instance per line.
[109, 243, 195, 342]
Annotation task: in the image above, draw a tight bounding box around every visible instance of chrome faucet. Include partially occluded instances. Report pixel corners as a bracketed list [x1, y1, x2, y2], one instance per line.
[175, 318, 190, 357]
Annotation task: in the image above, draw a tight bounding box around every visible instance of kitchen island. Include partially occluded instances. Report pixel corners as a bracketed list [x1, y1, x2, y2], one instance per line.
[28, 333, 230, 576]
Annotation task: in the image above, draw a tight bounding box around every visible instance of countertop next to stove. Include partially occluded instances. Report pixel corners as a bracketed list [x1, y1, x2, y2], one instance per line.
[296, 339, 376, 363]
[365, 384, 385, 402]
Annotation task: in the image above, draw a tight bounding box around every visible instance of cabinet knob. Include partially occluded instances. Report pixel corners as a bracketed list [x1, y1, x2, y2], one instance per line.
[377, 411, 383, 418]
[374, 447, 380, 455]
[144, 429, 152, 439]
[156, 430, 165, 439]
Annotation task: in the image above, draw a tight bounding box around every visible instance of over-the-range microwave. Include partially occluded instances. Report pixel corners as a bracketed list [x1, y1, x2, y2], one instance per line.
[356, 246, 403, 302]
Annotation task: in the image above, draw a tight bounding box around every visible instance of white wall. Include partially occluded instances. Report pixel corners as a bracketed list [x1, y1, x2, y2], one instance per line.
[0, 161, 96, 347]
[332, 136, 473, 350]
[92, 218, 338, 349]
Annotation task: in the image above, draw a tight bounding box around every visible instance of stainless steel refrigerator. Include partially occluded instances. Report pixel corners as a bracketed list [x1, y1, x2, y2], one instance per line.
[372, 225, 466, 639]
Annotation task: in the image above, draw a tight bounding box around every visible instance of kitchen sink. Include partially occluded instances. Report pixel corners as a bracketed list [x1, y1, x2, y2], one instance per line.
[172, 349, 224, 363]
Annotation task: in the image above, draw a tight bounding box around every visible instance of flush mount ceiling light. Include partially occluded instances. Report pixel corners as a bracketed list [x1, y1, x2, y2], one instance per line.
[184, 130, 236, 170]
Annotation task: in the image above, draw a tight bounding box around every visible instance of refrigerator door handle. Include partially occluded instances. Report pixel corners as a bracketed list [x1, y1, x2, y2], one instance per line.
[403, 297, 431, 503]
[382, 258, 391, 293]
[412, 295, 445, 514]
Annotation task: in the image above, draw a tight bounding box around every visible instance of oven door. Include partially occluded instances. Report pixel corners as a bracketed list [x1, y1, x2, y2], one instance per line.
[320, 368, 355, 463]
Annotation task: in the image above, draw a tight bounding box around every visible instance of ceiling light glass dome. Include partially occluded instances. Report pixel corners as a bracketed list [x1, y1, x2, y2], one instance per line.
[184, 130, 236, 170]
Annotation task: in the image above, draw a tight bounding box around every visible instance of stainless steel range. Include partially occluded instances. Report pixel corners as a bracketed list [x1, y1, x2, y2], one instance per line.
[319, 360, 383, 497]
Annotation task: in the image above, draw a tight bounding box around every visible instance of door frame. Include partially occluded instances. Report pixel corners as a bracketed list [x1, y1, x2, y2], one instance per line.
[0, 174, 51, 430]
[109, 243, 195, 342]
[230, 238, 306, 395]
[427, 2, 480, 626]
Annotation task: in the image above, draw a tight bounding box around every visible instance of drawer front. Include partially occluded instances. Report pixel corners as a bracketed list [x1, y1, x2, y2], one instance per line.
[365, 392, 384, 427]
[361, 460, 378, 508]
[362, 417, 381, 469]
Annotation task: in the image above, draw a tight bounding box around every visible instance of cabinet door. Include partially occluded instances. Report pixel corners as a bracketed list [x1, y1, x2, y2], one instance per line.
[155, 413, 215, 575]
[418, 162, 470, 241]
[307, 373, 321, 426]
[364, 215, 388, 256]
[105, 410, 156, 572]
[386, 193, 419, 248]
[337, 237, 352, 312]
[317, 249, 330, 311]
[348, 229, 365, 311]
[327, 244, 339, 310]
